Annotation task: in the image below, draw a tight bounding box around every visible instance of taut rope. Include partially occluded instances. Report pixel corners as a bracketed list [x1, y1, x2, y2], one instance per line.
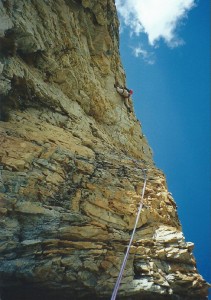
[110, 168, 147, 300]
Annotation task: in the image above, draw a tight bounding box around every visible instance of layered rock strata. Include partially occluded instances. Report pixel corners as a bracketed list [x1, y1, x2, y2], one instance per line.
[0, 0, 209, 299]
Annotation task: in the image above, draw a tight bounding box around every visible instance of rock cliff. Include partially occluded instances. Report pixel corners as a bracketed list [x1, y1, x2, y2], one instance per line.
[0, 0, 209, 299]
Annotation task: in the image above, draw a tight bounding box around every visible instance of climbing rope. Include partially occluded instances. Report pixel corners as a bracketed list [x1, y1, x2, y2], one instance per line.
[110, 168, 148, 300]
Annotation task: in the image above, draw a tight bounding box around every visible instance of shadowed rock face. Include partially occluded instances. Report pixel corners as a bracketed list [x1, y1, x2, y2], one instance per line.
[0, 0, 209, 299]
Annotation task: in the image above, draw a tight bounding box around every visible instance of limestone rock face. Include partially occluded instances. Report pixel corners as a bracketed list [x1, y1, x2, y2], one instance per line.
[0, 1, 209, 299]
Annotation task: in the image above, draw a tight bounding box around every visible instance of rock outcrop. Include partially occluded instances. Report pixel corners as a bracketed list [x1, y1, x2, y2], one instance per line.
[0, 0, 209, 299]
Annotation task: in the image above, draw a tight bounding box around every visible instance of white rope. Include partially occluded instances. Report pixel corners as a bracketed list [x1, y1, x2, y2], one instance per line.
[110, 169, 147, 300]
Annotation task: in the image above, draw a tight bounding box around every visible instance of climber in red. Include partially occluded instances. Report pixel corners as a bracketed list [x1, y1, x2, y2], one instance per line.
[114, 82, 133, 112]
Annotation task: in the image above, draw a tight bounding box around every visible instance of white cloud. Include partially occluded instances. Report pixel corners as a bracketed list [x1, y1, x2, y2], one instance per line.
[132, 46, 155, 65]
[116, 0, 196, 47]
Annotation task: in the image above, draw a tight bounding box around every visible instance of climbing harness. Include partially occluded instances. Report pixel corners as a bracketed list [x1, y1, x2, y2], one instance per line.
[115, 84, 132, 99]
[110, 168, 148, 300]
[119, 87, 130, 98]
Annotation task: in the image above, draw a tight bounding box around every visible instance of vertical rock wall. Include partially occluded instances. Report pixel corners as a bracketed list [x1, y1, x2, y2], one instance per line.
[0, 0, 209, 299]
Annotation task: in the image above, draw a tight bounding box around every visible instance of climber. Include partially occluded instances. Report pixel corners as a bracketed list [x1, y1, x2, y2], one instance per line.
[114, 82, 133, 112]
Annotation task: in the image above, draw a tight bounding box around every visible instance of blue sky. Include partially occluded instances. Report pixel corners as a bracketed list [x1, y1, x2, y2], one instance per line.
[116, 0, 211, 289]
